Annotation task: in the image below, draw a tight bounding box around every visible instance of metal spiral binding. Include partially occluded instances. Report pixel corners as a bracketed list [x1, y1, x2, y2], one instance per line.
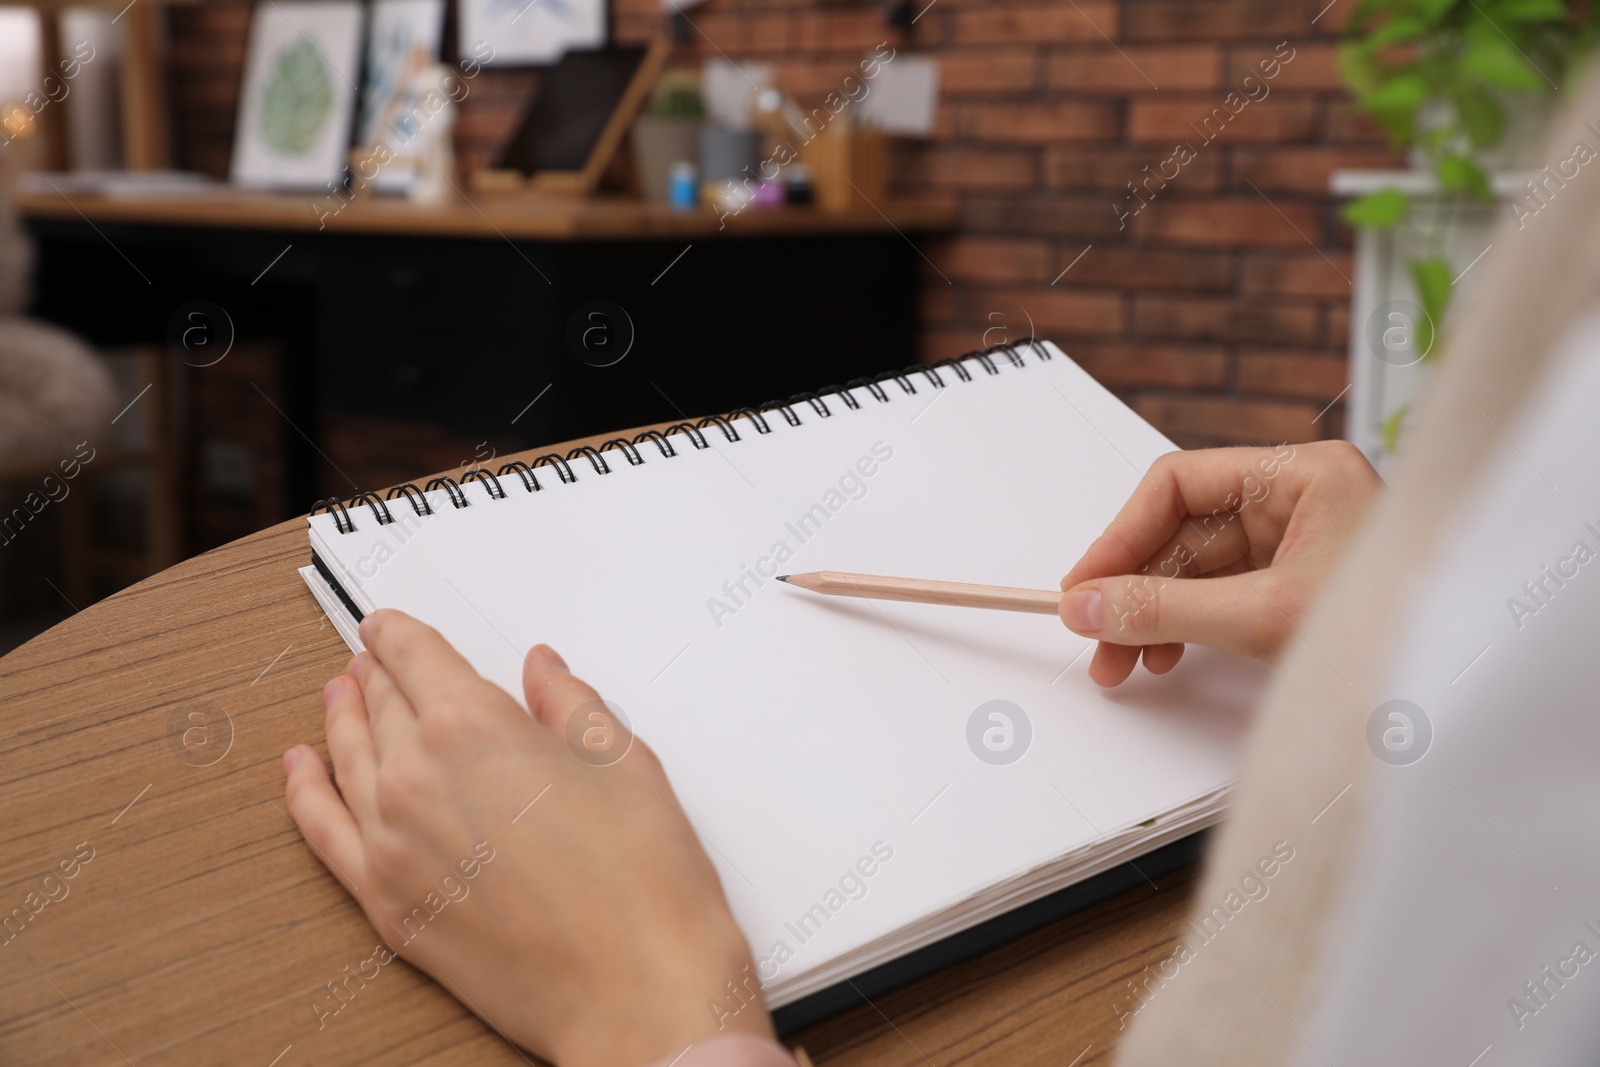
[350, 491, 394, 527]
[424, 476, 469, 509]
[310, 337, 1050, 533]
[532, 453, 577, 484]
[498, 461, 541, 493]
[461, 468, 507, 499]
[663, 423, 708, 450]
[386, 483, 433, 517]
[599, 437, 645, 466]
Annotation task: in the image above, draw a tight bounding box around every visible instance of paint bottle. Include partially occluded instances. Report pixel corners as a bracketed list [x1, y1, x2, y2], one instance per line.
[668, 161, 699, 211]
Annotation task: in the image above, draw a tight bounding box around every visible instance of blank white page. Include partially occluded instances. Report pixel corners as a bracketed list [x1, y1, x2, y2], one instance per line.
[306, 343, 1265, 1003]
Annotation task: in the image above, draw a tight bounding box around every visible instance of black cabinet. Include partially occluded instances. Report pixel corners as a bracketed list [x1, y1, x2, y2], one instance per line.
[26, 218, 925, 509]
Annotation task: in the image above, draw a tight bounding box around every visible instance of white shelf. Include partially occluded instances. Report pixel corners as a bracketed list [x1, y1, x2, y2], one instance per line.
[1330, 168, 1532, 198]
[1328, 170, 1513, 472]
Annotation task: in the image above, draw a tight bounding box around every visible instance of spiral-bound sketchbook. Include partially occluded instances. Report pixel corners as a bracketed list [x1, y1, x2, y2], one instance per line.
[300, 340, 1266, 1020]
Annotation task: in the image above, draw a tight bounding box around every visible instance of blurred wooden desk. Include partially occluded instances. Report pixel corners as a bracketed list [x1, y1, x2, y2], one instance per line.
[0, 426, 1198, 1067]
[18, 187, 956, 515]
[14, 187, 957, 241]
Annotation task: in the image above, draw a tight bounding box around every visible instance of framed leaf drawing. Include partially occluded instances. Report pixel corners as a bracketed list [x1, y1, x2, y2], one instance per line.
[232, 1, 364, 188]
[355, 0, 445, 150]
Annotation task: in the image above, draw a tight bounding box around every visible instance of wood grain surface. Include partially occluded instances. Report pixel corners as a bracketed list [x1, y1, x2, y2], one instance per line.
[0, 426, 1197, 1066]
[15, 189, 957, 242]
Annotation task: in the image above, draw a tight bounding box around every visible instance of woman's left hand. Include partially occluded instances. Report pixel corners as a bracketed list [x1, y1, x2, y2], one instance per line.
[283, 609, 772, 1067]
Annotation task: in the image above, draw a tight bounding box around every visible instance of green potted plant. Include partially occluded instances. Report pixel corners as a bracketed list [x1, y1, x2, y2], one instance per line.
[1337, 0, 1597, 449]
[632, 70, 706, 205]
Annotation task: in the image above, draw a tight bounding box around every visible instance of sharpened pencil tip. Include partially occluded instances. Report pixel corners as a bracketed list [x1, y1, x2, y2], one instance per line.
[775, 575, 790, 582]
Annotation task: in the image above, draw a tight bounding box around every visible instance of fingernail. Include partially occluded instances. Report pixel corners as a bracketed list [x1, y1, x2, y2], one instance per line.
[357, 612, 376, 644]
[283, 747, 302, 775]
[529, 644, 568, 672]
[324, 675, 346, 703]
[1061, 588, 1103, 633]
[347, 652, 366, 679]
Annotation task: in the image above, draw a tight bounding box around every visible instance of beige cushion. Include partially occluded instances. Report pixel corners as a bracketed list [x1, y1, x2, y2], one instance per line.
[0, 317, 117, 461]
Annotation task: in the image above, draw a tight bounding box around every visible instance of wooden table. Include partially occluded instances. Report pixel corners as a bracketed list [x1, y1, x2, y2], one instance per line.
[0, 428, 1197, 1067]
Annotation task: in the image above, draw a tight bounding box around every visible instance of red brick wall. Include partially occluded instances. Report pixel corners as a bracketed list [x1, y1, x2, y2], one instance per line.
[167, 0, 1399, 449]
[606, 0, 1399, 447]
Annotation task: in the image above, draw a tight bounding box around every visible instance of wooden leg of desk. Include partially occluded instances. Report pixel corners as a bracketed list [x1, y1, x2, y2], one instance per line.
[119, 3, 170, 172]
[35, 11, 71, 171]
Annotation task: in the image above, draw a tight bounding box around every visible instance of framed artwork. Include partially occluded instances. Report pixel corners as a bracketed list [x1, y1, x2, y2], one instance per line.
[231, 1, 364, 188]
[355, 0, 445, 150]
[458, 0, 605, 67]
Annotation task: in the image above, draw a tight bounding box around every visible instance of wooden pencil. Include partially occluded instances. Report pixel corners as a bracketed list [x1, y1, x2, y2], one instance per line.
[776, 571, 1062, 615]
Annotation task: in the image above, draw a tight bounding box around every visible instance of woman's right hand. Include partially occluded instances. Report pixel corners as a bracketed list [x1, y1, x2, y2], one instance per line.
[1058, 441, 1383, 687]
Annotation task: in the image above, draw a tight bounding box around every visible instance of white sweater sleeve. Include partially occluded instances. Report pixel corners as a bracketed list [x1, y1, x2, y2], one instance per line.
[1299, 309, 1600, 1066]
